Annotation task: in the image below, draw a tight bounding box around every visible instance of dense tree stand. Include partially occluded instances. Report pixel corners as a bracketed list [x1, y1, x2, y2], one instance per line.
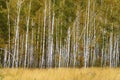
[0, 0, 120, 68]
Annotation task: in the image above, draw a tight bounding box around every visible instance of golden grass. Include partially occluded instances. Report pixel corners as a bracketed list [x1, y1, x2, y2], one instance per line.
[0, 68, 120, 80]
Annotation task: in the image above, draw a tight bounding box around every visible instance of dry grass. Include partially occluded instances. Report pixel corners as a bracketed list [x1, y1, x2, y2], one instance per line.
[0, 68, 120, 80]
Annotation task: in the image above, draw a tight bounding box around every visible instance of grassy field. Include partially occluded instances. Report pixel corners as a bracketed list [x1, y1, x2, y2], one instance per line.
[0, 68, 120, 80]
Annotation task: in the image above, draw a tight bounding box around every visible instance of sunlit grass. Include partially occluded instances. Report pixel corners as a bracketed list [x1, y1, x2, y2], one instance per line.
[0, 68, 120, 80]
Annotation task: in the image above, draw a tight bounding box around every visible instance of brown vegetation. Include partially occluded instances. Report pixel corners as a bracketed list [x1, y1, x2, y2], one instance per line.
[0, 68, 120, 80]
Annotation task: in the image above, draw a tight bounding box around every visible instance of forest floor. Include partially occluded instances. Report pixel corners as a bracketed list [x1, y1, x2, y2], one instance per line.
[0, 68, 120, 80]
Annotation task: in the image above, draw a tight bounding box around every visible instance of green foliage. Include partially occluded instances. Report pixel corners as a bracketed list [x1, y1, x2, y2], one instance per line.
[0, 11, 8, 45]
[0, 0, 7, 9]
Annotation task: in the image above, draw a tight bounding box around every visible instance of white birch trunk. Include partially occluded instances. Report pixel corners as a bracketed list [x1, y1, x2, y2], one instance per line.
[92, 1, 96, 67]
[73, 21, 76, 67]
[16, 32, 19, 68]
[101, 29, 105, 67]
[12, 19, 17, 68]
[67, 27, 70, 67]
[12, 0, 22, 68]
[49, 4, 55, 68]
[84, 0, 90, 68]
[84, 8, 87, 68]
[59, 37, 62, 68]
[47, 0, 51, 68]
[47, 0, 54, 68]
[4, 47, 7, 67]
[41, 0, 47, 68]
[87, 0, 90, 68]
[109, 25, 113, 68]
[116, 36, 119, 67]
[7, 2, 11, 67]
[84, 28, 87, 68]
[113, 35, 116, 67]
[58, 20, 62, 68]
[30, 20, 34, 68]
[24, 0, 31, 68]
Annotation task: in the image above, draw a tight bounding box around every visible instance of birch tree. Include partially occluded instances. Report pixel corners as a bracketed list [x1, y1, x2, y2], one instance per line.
[41, 0, 47, 68]
[4, 47, 7, 67]
[109, 24, 113, 68]
[66, 27, 71, 67]
[12, 0, 23, 68]
[84, 0, 90, 68]
[6, 1, 11, 68]
[24, 0, 31, 68]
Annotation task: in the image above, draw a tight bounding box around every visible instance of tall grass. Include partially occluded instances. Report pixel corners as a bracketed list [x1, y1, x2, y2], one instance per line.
[0, 68, 120, 80]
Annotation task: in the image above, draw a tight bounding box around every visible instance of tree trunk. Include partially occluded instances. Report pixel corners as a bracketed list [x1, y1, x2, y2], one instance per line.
[109, 24, 113, 68]
[41, 0, 47, 68]
[4, 47, 7, 67]
[24, 0, 31, 68]
[66, 27, 71, 67]
[7, 2, 11, 68]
